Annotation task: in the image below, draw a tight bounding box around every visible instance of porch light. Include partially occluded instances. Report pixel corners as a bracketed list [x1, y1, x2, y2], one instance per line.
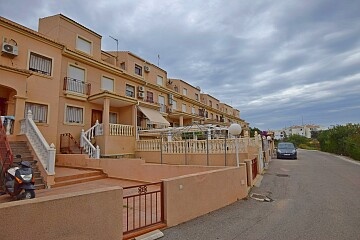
[228, 123, 242, 167]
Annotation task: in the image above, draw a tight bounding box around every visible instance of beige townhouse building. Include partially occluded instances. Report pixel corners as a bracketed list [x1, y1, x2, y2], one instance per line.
[1, 13, 248, 158]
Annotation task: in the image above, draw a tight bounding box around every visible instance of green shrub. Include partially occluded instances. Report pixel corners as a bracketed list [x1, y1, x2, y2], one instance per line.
[317, 123, 360, 161]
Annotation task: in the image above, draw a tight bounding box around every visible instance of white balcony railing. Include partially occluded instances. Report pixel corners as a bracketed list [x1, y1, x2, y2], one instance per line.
[109, 123, 134, 136]
[136, 138, 252, 154]
[20, 110, 55, 175]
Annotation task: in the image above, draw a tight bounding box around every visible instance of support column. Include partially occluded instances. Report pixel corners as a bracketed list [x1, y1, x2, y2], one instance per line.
[179, 115, 184, 127]
[102, 98, 110, 136]
[12, 95, 26, 137]
[134, 105, 138, 139]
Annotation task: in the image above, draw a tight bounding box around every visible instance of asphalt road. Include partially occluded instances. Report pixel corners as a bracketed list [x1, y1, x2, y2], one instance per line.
[161, 149, 360, 240]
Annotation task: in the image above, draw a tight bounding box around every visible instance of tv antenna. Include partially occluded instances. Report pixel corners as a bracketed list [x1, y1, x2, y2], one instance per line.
[109, 35, 119, 63]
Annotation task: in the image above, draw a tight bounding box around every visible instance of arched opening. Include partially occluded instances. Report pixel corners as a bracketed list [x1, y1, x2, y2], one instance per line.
[0, 84, 16, 116]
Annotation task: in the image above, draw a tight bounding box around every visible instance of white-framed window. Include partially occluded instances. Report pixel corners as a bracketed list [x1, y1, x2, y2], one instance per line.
[158, 95, 165, 112]
[157, 76, 163, 86]
[192, 107, 195, 114]
[25, 102, 48, 123]
[68, 65, 85, 81]
[109, 112, 117, 124]
[101, 76, 114, 92]
[172, 100, 177, 110]
[183, 88, 187, 96]
[126, 84, 135, 98]
[29, 52, 52, 76]
[76, 36, 92, 55]
[182, 103, 187, 112]
[135, 64, 142, 76]
[66, 65, 87, 94]
[65, 105, 84, 124]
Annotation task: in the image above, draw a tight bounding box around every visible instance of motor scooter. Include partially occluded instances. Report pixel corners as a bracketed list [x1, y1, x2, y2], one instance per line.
[4, 159, 36, 200]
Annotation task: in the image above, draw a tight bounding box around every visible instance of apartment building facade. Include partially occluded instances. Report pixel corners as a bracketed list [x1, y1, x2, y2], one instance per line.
[0, 14, 248, 157]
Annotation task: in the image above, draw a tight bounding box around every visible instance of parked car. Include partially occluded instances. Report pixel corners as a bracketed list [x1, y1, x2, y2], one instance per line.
[276, 142, 297, 159]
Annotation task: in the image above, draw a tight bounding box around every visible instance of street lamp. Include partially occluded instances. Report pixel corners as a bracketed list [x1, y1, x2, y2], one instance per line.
[228, 123, 242, 167]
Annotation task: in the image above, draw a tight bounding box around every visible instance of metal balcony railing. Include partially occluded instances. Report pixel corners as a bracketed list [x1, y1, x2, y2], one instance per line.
[63, 77, 91, 95]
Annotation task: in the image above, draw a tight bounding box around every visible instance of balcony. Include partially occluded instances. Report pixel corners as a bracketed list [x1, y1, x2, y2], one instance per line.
[63, 77, 91, 96]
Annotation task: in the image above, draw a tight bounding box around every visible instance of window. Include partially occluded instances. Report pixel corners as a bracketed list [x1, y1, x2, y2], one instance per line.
[101, 76, 114, 92]
[76, 36, 92, 55]
[192, 107, 195, 114]
[211, 113, 214, 119]
[195, 93, 199, 101]
[209, 100, 212, 107]
[120, 62, 125, 70]
[216, 104, 219, 109]
[172, 100, 177, 110]
[126, 84, 135, 98]
[157, 76, 163, 86]
[67, 65, 87, 94]
[69, 65, 85, 81]
[174, 85, 179, 92]
[158, 95, 166, 112]
[182, 104, 187, 112]
[29, 52, 52, 76]
[25, 102, 48, 123]
[135, 64, 142, 76]
[183, 88, 187, 96]
[65, 105, 84, 124]
[109, 112, 117, 124]
[146, 91, 154, 103]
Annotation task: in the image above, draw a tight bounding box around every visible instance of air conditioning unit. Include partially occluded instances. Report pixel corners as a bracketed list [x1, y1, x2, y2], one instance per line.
[138, 86, 145, 92]
[138, 92, 145, 98]
[144, 66, 150, 72]
[1, 43, 18, 56]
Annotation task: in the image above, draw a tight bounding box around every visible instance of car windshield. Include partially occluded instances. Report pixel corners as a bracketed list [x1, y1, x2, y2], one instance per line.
[278, 143, 295, 149]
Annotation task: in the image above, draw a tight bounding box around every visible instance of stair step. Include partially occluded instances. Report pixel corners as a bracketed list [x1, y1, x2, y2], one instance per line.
[8, 141, 45, 189]
[53, 174, 107, 188]
[35, 183, 46, 190]
[55, 171, 104, 182]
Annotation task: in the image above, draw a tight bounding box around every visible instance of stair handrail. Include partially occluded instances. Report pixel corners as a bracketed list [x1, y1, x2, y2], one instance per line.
[0, 117, 14, 178]
[60, 133, 83, 154]
[20, 110, 55, 175]
[80, 120, 101, 159]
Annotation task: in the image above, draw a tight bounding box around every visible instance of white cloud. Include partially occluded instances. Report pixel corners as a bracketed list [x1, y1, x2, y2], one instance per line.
[1, 0, 360, 130]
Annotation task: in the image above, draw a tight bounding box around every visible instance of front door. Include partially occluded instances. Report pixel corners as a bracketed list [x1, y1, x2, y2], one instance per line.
[91, 110, 102, 126]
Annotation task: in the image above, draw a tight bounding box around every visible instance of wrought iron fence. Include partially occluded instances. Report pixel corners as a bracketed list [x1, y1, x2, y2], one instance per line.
[123, 182, 164, 235]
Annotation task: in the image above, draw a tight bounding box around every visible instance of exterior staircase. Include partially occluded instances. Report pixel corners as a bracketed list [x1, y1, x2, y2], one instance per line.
[9, 141, 46, 190]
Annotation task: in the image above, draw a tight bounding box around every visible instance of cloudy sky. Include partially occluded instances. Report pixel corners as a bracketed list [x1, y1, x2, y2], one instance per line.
[1, 0, 359, 130]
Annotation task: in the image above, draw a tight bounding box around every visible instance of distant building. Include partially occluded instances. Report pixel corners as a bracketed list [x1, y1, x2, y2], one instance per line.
[273, 124, 325, 140]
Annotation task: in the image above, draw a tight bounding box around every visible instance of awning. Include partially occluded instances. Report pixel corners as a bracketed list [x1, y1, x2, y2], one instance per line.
[137, 106, 170, 126]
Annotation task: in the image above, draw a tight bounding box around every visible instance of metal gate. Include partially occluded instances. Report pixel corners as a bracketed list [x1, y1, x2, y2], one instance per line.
[251, 157, 258, 179]
[123, 182, 164, 235]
